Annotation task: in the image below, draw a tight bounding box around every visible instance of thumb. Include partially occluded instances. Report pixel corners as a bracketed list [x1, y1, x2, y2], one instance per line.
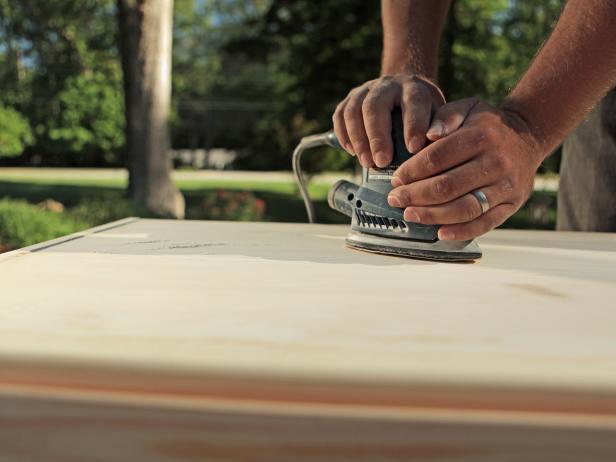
[426, 97, 480, 141]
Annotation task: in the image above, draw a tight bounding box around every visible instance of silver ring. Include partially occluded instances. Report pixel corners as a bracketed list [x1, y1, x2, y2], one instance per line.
[471, 189, 490, 214]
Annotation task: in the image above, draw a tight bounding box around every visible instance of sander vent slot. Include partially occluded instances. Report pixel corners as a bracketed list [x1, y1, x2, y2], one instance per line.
[355, 210, 406, 232]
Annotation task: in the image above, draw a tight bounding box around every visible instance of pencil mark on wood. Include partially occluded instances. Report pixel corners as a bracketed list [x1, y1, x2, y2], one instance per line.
[506, 283, 566, 298]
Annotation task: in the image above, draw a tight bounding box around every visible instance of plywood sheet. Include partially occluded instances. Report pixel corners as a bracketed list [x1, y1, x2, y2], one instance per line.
[1, 219, 616, 414]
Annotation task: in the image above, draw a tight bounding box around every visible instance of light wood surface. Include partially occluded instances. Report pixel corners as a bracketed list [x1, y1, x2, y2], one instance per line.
[1, 218, 615, 460]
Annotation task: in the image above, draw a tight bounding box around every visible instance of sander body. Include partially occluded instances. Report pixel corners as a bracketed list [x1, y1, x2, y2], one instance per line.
[292, 109, 481, 262]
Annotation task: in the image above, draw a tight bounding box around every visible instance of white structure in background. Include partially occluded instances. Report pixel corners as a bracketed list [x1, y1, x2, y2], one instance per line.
[170, 149, 237, 170]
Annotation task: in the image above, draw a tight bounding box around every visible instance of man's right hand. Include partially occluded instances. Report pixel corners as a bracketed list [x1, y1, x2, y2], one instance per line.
[332, 74, 446, 168]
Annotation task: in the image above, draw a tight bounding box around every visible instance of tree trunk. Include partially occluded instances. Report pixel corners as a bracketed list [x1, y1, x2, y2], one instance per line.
[117, 0, 184, 218]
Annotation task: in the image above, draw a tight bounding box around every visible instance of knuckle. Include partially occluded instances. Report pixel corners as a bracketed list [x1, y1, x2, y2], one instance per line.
[397, 187, 412, 205]
[354, 136, 370, 152]
[478, 155, 493, 176]
[367, 135, 387, 150]
[490, 153, 504, 170]
[462, 203, 478, 222]
[348, 85, 366, 97]
[344, 100, 361, 117]
[371, 78, 394, 96]
[361, 79, 377, 90]
[395, 165, 411, 183]
[433, 176, 451, 199]
[469, 129, 487, 149]
[378, 75, 395, 86]
[418, 208, 432, 222]
[493, 153, 512, 172]
[500, 178, 514, 192]
[462, 96, 480, 108]
[345, 88, 358, 100]
[355, 141, 370, 154]
[501, 154, 513, 171]
[361, 95, 379, 114]
[405, 83, 430, 102]
[482, 124, 500, 142]
[484, 154, 505, 175]
[422, 150, 439, 172]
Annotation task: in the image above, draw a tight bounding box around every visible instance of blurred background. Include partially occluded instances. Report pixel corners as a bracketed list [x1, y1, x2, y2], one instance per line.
[0, 0, 564, 253]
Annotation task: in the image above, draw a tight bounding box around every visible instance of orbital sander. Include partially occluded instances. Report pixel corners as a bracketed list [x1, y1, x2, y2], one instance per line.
[292, 108, 481, 262]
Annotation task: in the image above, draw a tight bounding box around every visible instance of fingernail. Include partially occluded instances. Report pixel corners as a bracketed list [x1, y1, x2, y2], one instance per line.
[344, 143, 355, 155]
[375, 152, 389, 167]
[408, 135, 425, 153]
[427, 120, 445, 139]
[362, 154, 375, 168]
[438, 229, 454, 240]
[391, 176, 403, 188]
[404, 208, 420, 222]
[387, 194, 401, 208]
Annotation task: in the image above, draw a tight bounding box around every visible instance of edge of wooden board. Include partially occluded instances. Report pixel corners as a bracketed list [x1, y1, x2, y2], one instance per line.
[2, 355, 616, 424]
[0, 217, 141, 262]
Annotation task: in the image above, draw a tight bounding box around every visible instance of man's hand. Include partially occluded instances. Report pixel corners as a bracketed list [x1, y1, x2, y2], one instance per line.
[387, 98, 545, 241]
[332, 74, 446, 168]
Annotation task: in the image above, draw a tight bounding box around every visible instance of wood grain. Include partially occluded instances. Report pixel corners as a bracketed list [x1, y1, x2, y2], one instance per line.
[2, 391, 616, 462]
[1, 219, 616, 460]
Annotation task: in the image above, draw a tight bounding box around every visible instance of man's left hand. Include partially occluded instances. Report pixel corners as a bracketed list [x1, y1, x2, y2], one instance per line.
[386, 98, 545, 241]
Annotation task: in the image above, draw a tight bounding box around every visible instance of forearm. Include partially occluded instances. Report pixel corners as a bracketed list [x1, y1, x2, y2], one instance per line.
[502, 0, 616, 157]
[380, 0, 451, 78]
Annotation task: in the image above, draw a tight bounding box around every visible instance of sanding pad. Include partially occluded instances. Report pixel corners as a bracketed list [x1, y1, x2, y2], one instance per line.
[346, 230, 482, 262]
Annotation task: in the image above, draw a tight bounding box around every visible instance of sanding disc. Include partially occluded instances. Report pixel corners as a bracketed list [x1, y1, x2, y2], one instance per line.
[345, 230, 482, 262]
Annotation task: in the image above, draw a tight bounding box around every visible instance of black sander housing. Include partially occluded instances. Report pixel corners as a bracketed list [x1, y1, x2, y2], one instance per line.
[292, 108, 481, 262]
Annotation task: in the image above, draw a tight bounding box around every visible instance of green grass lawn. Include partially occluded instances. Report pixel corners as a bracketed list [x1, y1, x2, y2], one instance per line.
[0, 172, 556, 252]
[0, 176, 340, 222]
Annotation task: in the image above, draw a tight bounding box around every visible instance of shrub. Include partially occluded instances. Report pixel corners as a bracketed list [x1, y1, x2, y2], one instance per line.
[0, 191, 267, 253]
[198, 190, 266, 221]
[0, 199, 86, 250]
[67, 196, 148, 225]
[0, 105, 33, 157]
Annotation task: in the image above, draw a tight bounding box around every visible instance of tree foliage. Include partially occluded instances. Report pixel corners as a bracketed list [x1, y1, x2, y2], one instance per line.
[48, 71, 124, 159]
[0, 0, 122, 163]
[0, 105, 33, 157]
[222, 0, 565, 171]
[0, 0, 566, 171]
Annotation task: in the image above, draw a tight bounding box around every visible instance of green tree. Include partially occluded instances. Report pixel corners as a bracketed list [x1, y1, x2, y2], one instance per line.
[0, 0, 122, 162]
[47, 71, 124, 162]
[171, 0, 271, 151]
[0, 105, 33, 157]
[224, 0, 566, 172]
[228, 0, 383, 171]
[439, 0, 564, 103]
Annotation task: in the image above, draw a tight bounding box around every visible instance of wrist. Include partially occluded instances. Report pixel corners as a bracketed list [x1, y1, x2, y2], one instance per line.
[380, 54, 437, 80]
[500, 102, 549, 167]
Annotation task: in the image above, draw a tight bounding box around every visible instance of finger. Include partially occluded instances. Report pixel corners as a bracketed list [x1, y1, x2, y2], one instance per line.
[388, 154, 499, 207]
[401, 84, 433, 153]
[438, 203, 517, 241]
[426, 97, 480, 141]
[344, 88, 373, 167]
[393, 127, 489, 185]
[362, 83, 398, 167]
[402, 180, 511, 225]
[333, 98, 355, 156]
